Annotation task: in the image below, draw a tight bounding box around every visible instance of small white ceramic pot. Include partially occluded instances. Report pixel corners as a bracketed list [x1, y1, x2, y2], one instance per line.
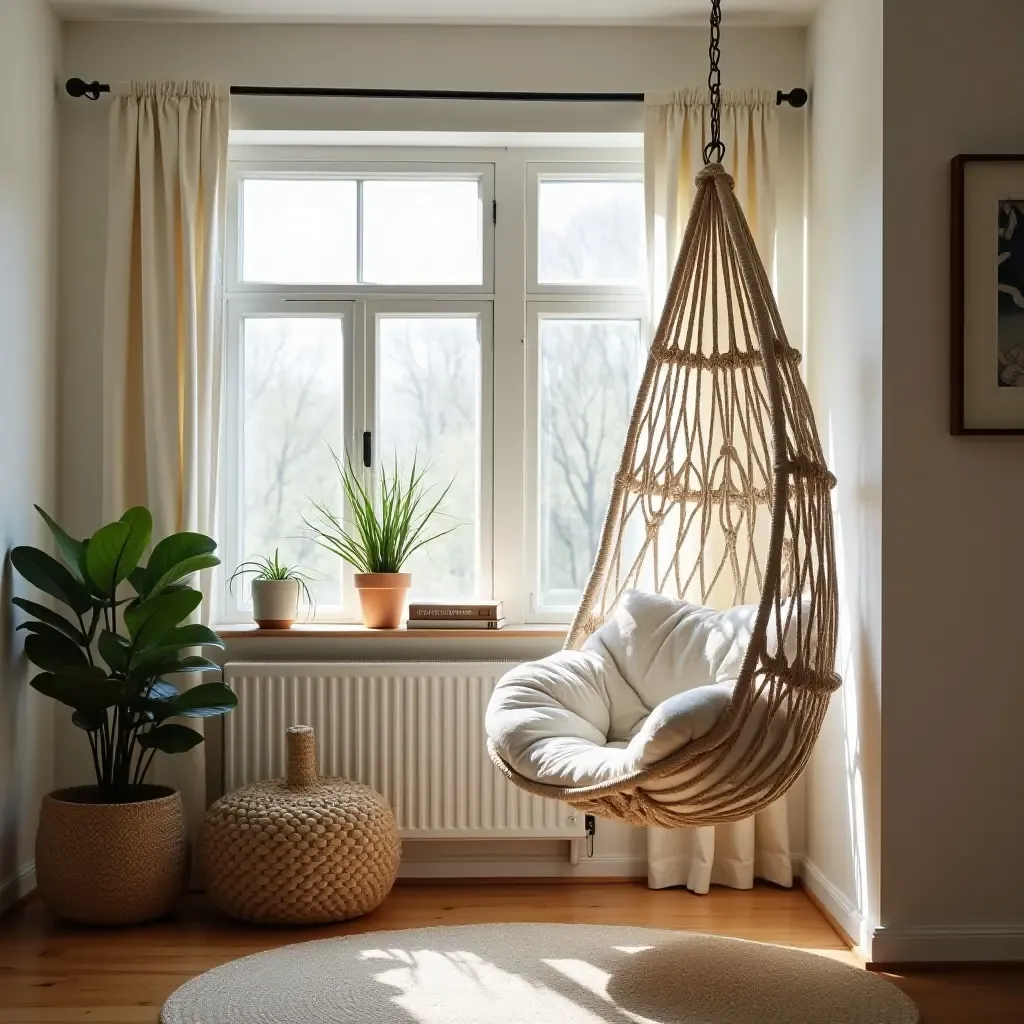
[251, 578, 300, 629]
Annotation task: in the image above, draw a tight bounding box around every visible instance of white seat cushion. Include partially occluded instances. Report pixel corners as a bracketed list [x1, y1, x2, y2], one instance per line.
[486, 591, 799, 792]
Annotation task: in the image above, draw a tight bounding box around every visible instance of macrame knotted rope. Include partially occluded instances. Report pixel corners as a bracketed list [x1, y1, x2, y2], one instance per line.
[490, 163, 840, 828]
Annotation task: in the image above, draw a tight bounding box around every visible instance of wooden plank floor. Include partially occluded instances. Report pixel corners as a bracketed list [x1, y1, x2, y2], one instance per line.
[0, 882, 1021, 1022]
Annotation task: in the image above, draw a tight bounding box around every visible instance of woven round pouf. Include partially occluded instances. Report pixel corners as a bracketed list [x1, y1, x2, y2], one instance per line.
[199, 726, 400, 924]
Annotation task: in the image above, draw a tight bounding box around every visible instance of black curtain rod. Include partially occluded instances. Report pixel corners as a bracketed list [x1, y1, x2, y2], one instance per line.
[65, 78, 808, 107]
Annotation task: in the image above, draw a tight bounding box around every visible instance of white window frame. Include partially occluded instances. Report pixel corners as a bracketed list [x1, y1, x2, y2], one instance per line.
[227, 159, 496, 296]
[524, 300, 648, 621]
[221, 145, 644, 626]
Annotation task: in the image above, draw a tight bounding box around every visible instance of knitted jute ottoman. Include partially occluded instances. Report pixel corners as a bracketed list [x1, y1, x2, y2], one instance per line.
[199, 725, 401, 924]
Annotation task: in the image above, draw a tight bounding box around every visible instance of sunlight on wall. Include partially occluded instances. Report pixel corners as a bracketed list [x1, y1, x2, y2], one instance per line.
[826, 419, 876, 948]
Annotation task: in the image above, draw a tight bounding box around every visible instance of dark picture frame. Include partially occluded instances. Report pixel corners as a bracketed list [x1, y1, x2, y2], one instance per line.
[951, 154, 1024, 434]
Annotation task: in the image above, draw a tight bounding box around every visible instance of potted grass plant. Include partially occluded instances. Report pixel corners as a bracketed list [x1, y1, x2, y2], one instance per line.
[229, 549, 316, 629]
[304, 448, 456, 629]
[11, 505, 235, 925]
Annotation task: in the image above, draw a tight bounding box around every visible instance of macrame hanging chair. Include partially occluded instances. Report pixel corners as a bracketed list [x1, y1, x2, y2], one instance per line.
[487, 2, 840, 829]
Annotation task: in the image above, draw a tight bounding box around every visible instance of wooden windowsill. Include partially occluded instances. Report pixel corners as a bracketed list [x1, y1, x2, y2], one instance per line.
[216, 623, 567, 640]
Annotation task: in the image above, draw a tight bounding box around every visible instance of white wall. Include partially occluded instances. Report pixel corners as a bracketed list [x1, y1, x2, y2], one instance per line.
[808, 0, 1024, 963]
[803, 0, 883, 954]
[55, 20, 807, 879]
[0, 0, 60, 912]
[877, 0, 1024, 962]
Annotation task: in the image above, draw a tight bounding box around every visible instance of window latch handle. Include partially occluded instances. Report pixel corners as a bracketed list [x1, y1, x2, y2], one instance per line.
[362, 431, 372, 468]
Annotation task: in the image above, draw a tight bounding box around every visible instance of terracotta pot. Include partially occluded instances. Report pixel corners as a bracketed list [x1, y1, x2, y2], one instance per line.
[354, 572, 411, 628]
[252, 578, 299, 629]
[36, 785, 188, 925]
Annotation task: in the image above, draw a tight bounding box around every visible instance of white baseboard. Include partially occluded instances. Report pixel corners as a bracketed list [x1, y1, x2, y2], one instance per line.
[0, 861, 35, 914]
[798, 856, 870, 955]
[871, 924, 1024, 964]
[798, 859, 1024, 963]
[400, 846, 807, 883]
[399, 852, 647, 880]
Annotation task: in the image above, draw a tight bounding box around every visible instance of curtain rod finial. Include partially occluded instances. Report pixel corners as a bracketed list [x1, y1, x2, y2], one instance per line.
[776, 88, 808, 109]
[66, 78, 107, 100]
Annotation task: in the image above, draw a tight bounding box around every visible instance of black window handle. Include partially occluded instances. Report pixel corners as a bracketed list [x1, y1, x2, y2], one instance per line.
[362, 431, 372, 468]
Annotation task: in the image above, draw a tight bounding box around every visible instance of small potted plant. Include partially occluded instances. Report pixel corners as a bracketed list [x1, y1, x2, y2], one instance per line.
[305, 449, 456, 629]
[230, 549, 316, 629]
[11, 505, 236, 925]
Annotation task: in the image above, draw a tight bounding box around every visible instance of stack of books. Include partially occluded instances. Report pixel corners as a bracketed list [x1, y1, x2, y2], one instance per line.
[406, 601, 505, 630]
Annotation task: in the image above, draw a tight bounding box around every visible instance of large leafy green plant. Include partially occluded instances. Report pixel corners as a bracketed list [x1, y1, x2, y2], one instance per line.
[11, 505, 236, 801]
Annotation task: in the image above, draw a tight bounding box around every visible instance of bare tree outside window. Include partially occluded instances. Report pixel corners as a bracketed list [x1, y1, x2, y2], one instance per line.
[242, 317, 344, 606]
[539, 319, 643, 609]
[378, 316, 480, 599]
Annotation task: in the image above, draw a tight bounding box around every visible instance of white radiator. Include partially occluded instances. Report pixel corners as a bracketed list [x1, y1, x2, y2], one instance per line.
[223, 662, 586, 841]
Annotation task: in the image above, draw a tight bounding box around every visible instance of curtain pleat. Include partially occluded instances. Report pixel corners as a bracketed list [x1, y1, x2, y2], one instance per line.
[643, 88, 790, 893]
[102, 81, 229, 840]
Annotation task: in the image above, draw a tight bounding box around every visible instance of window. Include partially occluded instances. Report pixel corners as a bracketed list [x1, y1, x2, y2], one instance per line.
[536, 177, 646, 287]
[530, 310, 645, 612]
[362, 180, 482, 285]
[222, 301, 355, 617]
[526, 165, 646, 617]
[242, 179, 358, 284]
[223, 148, 643, 623]
[370, 304, 492, 602]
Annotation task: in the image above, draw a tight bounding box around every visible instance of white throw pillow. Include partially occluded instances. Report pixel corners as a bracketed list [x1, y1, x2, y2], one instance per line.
[583, 590, 767, 716]
[486, 590, 805, 789]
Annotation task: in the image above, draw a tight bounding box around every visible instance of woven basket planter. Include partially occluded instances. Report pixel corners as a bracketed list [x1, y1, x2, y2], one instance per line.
[199, 725, 401, 925]
[36, 785, 188, 925]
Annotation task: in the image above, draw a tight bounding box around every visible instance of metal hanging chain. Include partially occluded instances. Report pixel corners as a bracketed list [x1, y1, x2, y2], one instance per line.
[703, 0, 726, 165]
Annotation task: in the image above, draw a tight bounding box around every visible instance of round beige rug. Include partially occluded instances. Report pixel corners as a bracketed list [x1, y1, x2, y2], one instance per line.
[161, 923, 919, 1024]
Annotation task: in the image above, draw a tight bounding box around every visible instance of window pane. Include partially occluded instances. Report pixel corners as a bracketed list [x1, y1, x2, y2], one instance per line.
[242, 179, 357, 284]
[363, 180, 482, 285]
[539, 318, 643, 609]
[243, 317, 344, 606]
[378, 316, 480, 599]
[537, 179, 645, 285]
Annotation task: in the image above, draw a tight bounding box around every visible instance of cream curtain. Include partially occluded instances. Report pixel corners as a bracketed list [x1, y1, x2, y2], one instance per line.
[642, 88, 791, 893]
[102, 81, 230, 837]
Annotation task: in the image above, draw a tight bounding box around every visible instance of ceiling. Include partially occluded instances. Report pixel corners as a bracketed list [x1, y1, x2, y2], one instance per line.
[52, 0, 820, 26]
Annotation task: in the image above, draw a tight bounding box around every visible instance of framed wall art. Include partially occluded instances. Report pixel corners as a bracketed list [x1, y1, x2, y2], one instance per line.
[951, 154, 1024, 434]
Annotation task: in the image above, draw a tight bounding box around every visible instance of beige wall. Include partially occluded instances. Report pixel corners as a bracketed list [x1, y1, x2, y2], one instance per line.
[878, 0, 1024, 961]
[0, 0, 59, 911]
[803, 0, 883, 953]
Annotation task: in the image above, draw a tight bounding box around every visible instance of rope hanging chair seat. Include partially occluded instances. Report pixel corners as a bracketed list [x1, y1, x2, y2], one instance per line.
[486, 164, 840, 829]
[487, 590, 812, 827]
